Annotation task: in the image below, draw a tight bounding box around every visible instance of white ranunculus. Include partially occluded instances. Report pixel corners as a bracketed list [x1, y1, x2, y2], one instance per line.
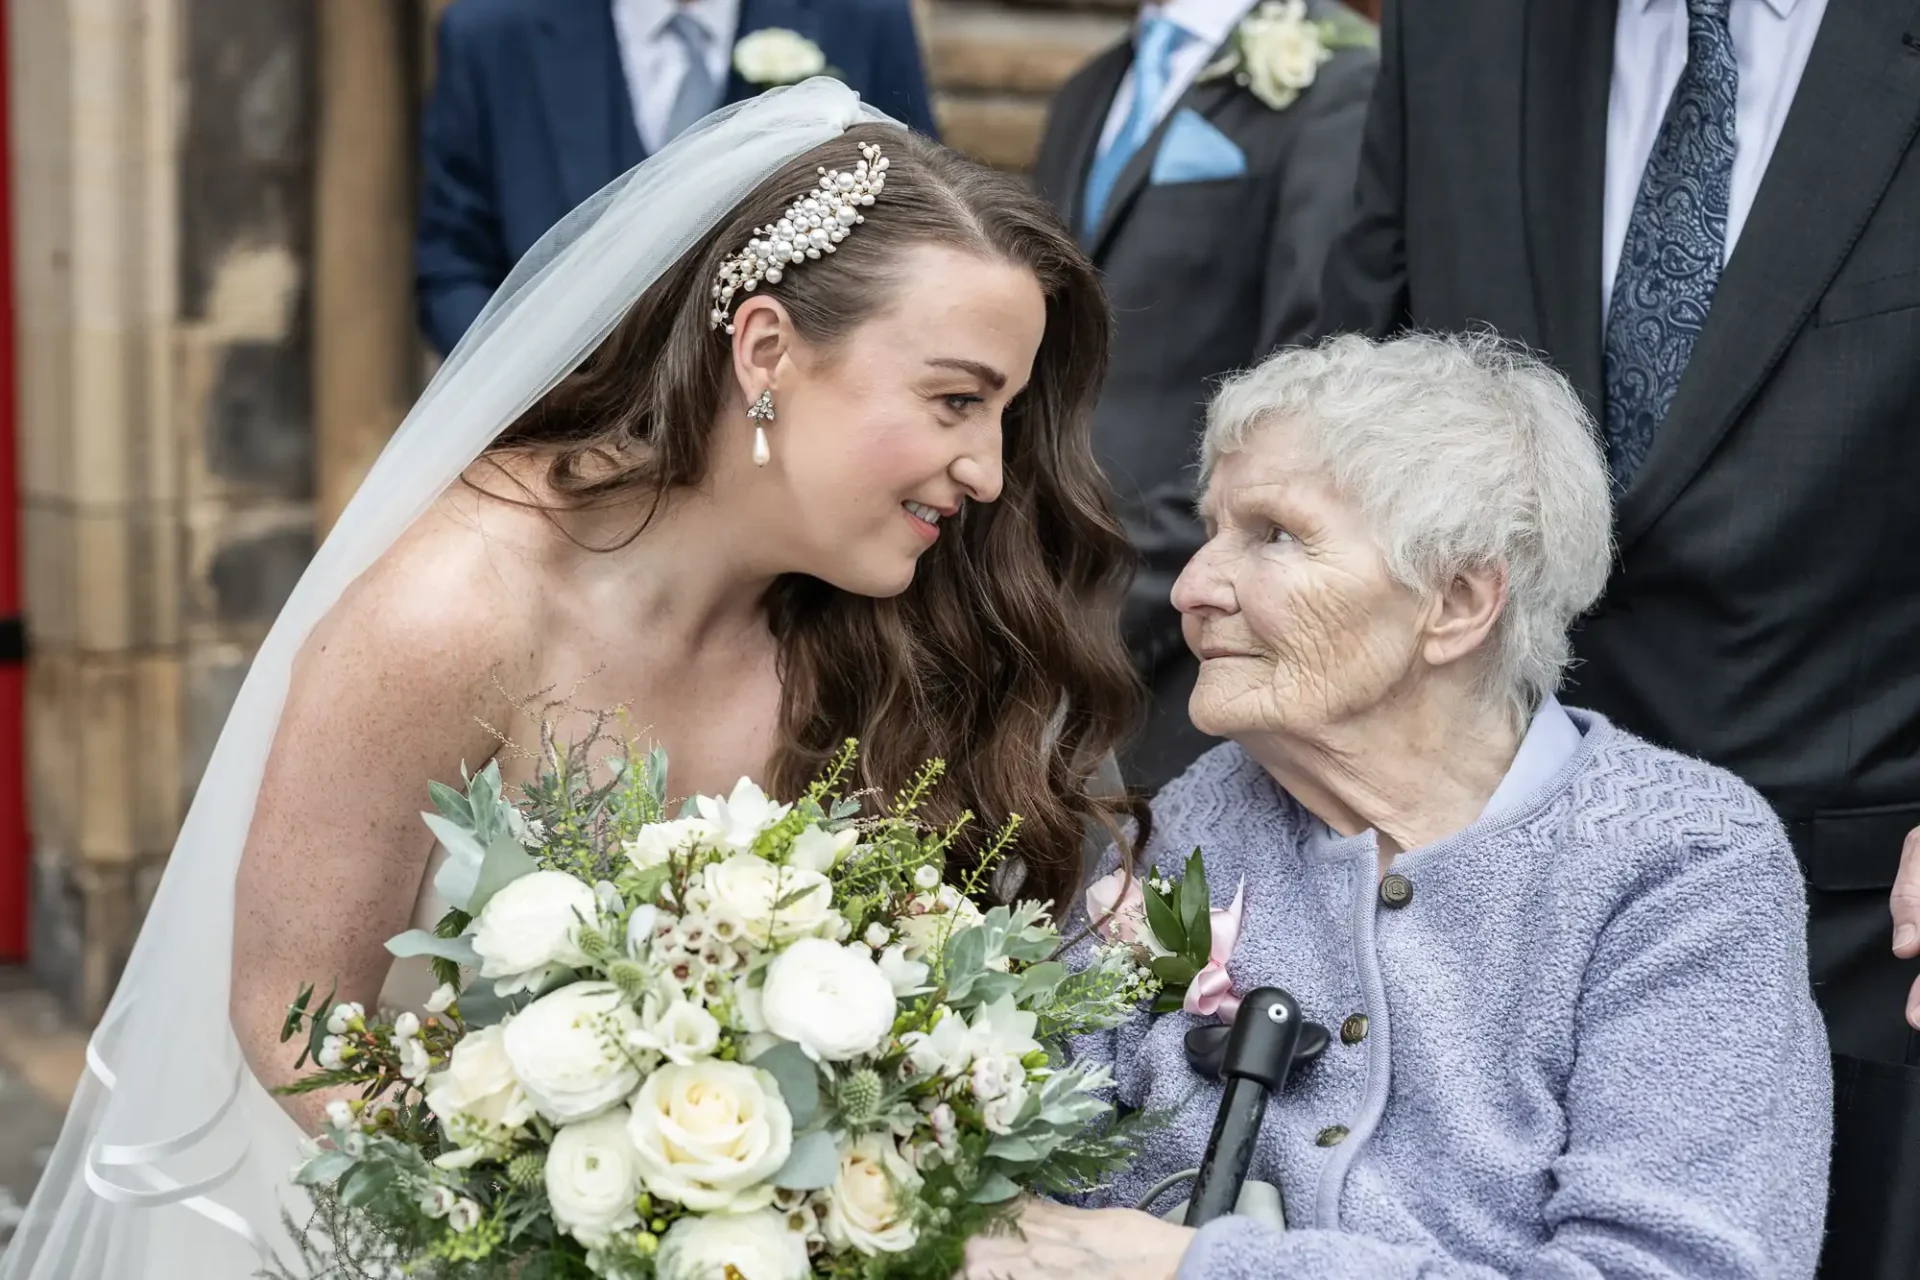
[789, 824, 857, 874]
[470, 869, 597, 987]
[502, 982, 645, 1122]
[695, 777, 792, 852]
[876, 944, 929, 996]
[425, 1023, 535, 1136]
[901, 1006, 972, 1078]
[730, 28, 827, 88]
[823, 1135, 921, 1255]
[624, 817, 720, 872]
[546, 1109, 645, 1247]
[627, 1060, 793, 1212]
[760, 938, 897, 1063]
[656, 1207, 810, 1280]
[702, 854, 837, 947]
[648, 998, 723, 1065]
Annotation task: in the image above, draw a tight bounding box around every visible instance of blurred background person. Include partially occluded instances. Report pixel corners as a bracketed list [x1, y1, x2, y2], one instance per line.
[1029, 0, 1376, 791]
[1318, 0, 1920, 1068]
[415, 0, 940, 355]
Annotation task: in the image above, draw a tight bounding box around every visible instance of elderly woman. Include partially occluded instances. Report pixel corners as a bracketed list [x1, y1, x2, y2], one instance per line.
[965, 334, 1833, 1280]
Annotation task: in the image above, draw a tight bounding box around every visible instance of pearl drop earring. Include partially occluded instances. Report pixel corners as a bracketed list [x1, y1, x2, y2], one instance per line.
[747, 389, 775, 467]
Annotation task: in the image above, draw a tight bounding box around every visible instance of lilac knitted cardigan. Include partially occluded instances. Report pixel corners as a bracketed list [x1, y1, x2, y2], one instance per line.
[1073, 710, 1833, 1279]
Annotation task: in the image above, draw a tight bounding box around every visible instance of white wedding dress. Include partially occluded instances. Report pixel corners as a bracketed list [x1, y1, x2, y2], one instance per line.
[0, 80, 897, 1280]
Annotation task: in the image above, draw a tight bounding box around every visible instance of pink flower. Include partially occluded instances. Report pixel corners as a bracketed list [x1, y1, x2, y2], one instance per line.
[1183, 880, 1247, 1023]
[1084, 869, 1169, 955]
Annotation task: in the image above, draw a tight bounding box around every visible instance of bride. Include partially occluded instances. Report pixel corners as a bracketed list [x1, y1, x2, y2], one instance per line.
[1, 80, 1142, 1279]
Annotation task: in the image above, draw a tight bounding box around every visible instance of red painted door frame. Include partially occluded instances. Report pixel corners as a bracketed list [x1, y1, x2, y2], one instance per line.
[0, 3, 27, 962]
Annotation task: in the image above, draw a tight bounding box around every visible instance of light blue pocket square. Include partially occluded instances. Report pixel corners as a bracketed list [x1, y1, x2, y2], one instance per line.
[1150, 109, 1248, 186]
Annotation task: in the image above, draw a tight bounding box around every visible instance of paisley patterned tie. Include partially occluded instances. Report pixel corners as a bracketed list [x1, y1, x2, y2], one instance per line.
[1602, 0, 1738, 493]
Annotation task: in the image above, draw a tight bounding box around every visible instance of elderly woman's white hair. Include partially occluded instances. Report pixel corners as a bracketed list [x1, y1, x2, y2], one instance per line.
[1201, 331, 1614, 723]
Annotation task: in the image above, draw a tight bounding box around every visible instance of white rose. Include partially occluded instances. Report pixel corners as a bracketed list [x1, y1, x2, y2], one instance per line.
[648, 999, 723, 1065]
[761, 939, 897, 1063]
[1239, 1, 1329, 107]
[470, 870, 597, 987]
[545, 1109, 645, 1246]
[624, 817, 719, 872]
[627, 1060, 793, 1212]
[502, 982, 646, 1122]
[823, 1135, 921, 1255]
[656, 1208, 810, 1280]
[789, 824, 857, 874]
[425, 1025, 535, 1161]
[702, 854, 837, 947]
[981, 1074, 1030, 1135]
[694, 777, 792, 852]
[730, 28, 828, 88]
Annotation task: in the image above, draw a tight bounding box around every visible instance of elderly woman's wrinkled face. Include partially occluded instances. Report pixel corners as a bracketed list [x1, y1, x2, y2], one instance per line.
[1173, 425, 1430, 741]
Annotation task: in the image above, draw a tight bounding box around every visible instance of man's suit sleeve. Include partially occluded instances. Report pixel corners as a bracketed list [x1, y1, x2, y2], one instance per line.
[416, 9, 511, 356]
[1315, 0, 1411, 340]
[863, 0, 941, 139]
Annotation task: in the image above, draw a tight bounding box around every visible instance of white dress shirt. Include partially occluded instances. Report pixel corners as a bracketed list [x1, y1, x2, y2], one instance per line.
[1096, 0, 1260, 156]
[612, 0, 742, 156]
[1602, 0, 1828, 320]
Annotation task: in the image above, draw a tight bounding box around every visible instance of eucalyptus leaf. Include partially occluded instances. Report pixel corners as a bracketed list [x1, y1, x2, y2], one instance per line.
[466, 829, 540, 916]
[455, 978, 518, 1029]
[424, 813, 487, 908]
[1142, 886, 1186, 956]
[969, 1173, 1023, 1204]
[1016, 961, 1066, 1003]
[752, 1042, 820, 1128]
[384, 928, 480, 969]
[295, 1149, 356, 1187]
[985, 1134, 1040, 1163]
[942, 927, 990, 1002]
[773, 1130, 840, 1190]
[338, 1162, 395, 1209]
[427, 780, 474, 825]
[962, 971, 1021, 1008]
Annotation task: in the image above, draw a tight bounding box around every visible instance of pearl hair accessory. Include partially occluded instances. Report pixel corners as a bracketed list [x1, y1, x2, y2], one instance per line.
[709, 142, 889, 334]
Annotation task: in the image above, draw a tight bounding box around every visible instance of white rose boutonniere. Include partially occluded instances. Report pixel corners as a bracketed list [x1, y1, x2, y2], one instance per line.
[733, 28, 829, 88]
[1199, 0, 1375, 111]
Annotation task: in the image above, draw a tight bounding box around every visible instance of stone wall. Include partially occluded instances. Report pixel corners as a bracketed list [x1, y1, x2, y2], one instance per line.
[12, 0, 317, 1018]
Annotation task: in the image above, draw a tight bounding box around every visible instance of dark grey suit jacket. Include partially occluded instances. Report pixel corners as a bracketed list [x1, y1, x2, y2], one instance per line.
[1031, 6, 1377, 792]
[1320, 0, 1920, 1063]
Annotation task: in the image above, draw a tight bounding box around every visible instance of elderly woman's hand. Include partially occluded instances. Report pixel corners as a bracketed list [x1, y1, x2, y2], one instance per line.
[960, 1199, 1195, 1280]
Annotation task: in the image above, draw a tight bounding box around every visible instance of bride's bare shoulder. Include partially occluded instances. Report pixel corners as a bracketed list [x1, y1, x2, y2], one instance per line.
[298, 458, 575, 695]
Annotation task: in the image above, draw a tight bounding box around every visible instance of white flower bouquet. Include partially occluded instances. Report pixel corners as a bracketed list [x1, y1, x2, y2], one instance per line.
[268, 731, 1157, 1280]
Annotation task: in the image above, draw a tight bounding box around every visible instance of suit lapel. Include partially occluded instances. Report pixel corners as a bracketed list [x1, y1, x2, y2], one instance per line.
[1087, 76, 1239, 259]
[1617, 0, 1920, 548]
[533, 0, 637, 208]
[1519, 0, 1616, 416]
[1044, 43, 1132, 241]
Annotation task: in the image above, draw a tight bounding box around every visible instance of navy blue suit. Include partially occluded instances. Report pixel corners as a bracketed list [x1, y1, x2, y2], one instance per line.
[417, 0, 938, 354]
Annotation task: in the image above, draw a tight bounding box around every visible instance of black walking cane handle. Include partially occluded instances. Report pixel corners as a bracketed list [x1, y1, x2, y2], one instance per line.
[1182, 988, 1324, 1229]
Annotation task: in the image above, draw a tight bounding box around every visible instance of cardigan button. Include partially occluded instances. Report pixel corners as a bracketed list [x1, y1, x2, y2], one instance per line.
[1316, 1125, 1350, 1147]
[1379, 873, 1414, 909]
[1340, 1014, 1369, 1045]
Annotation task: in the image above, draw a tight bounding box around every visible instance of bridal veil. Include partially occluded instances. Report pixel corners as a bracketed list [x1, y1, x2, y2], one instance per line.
[0, 79, 898, 1280]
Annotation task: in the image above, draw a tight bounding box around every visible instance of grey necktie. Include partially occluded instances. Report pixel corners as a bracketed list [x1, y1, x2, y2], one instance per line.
[663, 12, 720, 144]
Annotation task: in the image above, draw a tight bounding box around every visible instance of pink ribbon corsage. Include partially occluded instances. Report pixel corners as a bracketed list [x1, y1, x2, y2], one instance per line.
[1084, 853, 1247, 1024]
[1182, 878, 1246, 1022]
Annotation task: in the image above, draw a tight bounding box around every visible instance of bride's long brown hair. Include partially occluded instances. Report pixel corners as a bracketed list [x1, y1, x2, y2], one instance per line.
[487, 125, 1145, 910]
